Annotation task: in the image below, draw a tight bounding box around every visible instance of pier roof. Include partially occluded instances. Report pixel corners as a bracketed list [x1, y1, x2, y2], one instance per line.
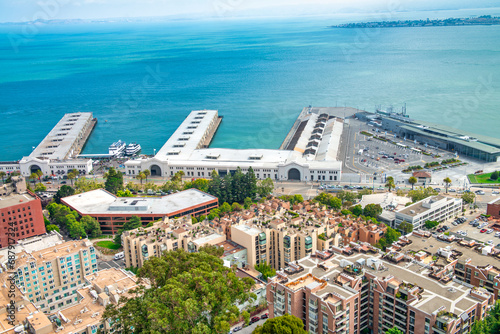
[29, 112, 93, 160]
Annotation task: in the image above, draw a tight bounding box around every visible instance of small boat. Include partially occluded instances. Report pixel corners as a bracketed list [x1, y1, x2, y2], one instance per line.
[109, 140, 126, 156]
[125, 142, 141, 156]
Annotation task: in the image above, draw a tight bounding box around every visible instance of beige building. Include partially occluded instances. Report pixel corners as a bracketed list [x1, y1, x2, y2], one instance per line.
[39, 268, 142, 334]
[5, 240, 98, 313]
[122, 217, 225, 268]
[267, 248, 493, 334]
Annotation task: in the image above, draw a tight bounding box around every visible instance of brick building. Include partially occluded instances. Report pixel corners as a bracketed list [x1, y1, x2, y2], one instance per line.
[0, 190, 46, 248]
[62, 188, 218, 234]
[486, 198, 500, 218]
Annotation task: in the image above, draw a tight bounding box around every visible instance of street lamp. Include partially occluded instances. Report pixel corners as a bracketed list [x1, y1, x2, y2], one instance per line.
[153, 148, 156, 156]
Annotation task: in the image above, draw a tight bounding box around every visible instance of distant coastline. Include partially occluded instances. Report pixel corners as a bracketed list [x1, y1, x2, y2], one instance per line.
[331, 15, 500, 28]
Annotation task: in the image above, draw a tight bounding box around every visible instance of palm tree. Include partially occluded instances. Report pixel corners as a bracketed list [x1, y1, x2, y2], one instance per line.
[0, 171, 5, 184]
[35, 170, 43, 184]
[408, 176, 417, 190]
[67, 170, 77, 186]
[136, 172, 146, 185]
[385, 176, 395, 192]
[29, 172, 38, 187]
[143, 169, 151, 182]
[443, 177, 452, 193]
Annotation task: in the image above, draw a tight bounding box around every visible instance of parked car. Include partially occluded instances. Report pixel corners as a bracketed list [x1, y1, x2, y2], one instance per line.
[480, 229, 487, 233]
[233, 326, 242, 332]
[487, 240, 494, 245]
[261, 313, 269, 320]
[449, 188, 456, 192]
[487, 229, 494, 234]
[493, 190, 500, 195]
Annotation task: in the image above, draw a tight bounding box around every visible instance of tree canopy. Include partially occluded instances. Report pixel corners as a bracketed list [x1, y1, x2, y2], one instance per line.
[470, 300, 500, 334]
[363, 203, 382, 218]
[376, 225, 401, 251]
[252, 314, 307, 334]
[53, 185, 75, 204]
[398, 221, 413, 234]
[313, 192, 342, 210]
[462, 192, 476, 204]
[104, 167, 124, 194]
[255, 261, 276, 281]
[385, 328, 404, 334]
[408, 187, 438, 203]
[103, 249, 255, 334]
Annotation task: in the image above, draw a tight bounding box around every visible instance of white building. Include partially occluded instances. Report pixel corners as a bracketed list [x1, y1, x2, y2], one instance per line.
[0, 112, 95, 177]
[394, 195, 462, 230]
[125, 109, 343, 182]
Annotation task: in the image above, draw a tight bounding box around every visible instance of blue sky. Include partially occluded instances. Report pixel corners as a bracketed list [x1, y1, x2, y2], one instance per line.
[0, 0, 498, 23]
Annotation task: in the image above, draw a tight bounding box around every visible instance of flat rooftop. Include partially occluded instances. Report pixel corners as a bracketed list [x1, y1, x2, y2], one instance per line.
[233, 224, 262, 236]
[397, 195, 452, 217]
[15, 240, 93, 268]
[30, 112, 93, 160]
[217, 240, 246, 257]
[0, 192, 36, 210]
[62, 188, 217, 216]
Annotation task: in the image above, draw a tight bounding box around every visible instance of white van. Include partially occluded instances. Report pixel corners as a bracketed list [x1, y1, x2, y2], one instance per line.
[113, 252, 124, 260]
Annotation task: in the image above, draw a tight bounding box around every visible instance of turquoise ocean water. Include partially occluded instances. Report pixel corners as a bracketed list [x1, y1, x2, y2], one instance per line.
[1, 15, 500, 160]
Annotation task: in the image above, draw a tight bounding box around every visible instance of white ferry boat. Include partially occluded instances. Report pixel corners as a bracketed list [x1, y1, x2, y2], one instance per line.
[109, 140, 126, 156]
[125, 143, 141, 156]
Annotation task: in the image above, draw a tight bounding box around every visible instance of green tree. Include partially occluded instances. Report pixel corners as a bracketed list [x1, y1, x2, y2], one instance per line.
[80, 216, 102, 238]
[0, 171, 5, 184]
[376, 225, 401, 251]
[363, 203, 383, 218]
[117, 189, 134, 197]
[385, 328, 404, 334]
[29, 172, 38, 187]
[408, 187, 438, 203]
[462, 192, 476, 204]
[74, 178, 104, 193]
[257, 178, 275, 197]
[199, 244, 224, 257]
[244, 197, 253, 209]
[219, 202, 232, 215]
[68, 218, 86, 239]
[46, 224, 60, 233]
[398, 221, 413, 234]
[67, 169, 78, 186]
[252, 314, 307, 334]
[443, 177, 452, 193]
[123, 215, 142, 231]
[242, 310, 251, 327]
[184, 178, 210, 193]
[136, 172, 146, 185]
[103, 249, 255, 334]
[104, 167, 124, 194]
[408, 176, 417, 190]
[34, 183, 47, 192]
[336, 191, 357, 205]
[350, 204, 363, 216]
[35, 170, 43, 183]
[143, 169, 151, 182]
[231, 202, 243, 212]
[385, 176, 395, 192]
[245, 167, 258, 200]
[490, 171, 499, 180]
[53, 185, 75, 204]
[424, 220, 440, 229]
[255, 261, 277, 281]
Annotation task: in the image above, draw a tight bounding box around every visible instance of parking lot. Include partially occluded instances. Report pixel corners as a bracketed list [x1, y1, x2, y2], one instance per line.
[447, 214, 500, 248]
[97, 258, 126, 271]
[344, 118, 462, 176]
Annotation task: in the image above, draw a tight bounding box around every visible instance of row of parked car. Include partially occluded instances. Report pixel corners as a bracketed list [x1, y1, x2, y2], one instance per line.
[231, 313, 269, 333]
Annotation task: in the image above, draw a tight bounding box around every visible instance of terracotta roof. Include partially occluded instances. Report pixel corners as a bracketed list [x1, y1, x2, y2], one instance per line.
[413, 171, 432, 178]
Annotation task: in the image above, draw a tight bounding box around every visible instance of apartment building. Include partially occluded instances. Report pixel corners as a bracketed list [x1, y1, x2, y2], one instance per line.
[8, 240, 98, 313]
[266, 243, 494, 334]
[34, 268, 143, 334]
[394, 196, 462, 230]
[122, 217, 225, 268]
[0, 189, 46, 248]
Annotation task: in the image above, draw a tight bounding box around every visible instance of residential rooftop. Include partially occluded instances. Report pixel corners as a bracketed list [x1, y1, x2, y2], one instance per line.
[0, 192, 36, 210]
